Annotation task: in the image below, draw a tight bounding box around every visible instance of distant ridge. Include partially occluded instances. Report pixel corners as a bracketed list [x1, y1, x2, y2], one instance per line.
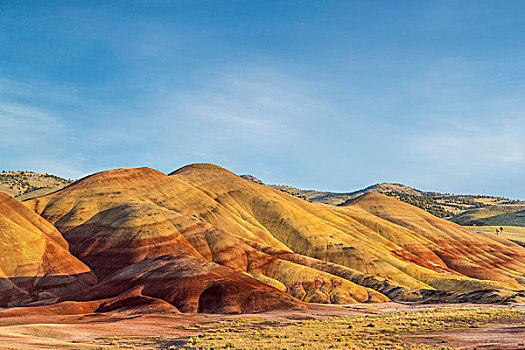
[241, 175, 521, 218]
[0, 171, 72, 200]
[452, 206, 525, 228]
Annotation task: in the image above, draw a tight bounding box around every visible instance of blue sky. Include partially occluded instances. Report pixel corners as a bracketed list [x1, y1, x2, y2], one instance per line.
[1, 1, 525, 198]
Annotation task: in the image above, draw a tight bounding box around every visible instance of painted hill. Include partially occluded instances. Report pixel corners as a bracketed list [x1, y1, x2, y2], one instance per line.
[241, 176, 519, 218]
[0, 192, 95, 307]
[22, 168, 309, 313]
[19, 163, 525, 313]
[0, 171, 72, 201]
[342, 193, 525, 288]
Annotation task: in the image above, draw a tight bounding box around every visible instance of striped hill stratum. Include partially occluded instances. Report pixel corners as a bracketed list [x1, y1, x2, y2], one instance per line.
[0, 192, 95, 307]
[11, 163, 525, 314]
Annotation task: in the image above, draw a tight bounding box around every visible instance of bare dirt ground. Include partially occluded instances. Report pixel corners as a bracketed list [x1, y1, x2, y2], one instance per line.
[0, 303, 523, 349]
[406, 324, 525, 349]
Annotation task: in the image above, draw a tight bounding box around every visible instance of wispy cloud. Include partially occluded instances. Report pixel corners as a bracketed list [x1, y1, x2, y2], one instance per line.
[0, 78, 86, 178]
[400, 112, 525, 196]
[411, 121, 524, 165]
[135, 66, 336, 170]
[0, 65, 337, 180]
[0, 77, 80, 105]
[157, 67, 331, 143]
[0, 101, 65, 151]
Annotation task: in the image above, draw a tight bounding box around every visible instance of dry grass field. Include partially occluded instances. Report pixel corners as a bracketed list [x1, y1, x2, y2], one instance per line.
[0, 303, 524, 350]
[466, 225, 525, 245]
[175, 306, 525, 349]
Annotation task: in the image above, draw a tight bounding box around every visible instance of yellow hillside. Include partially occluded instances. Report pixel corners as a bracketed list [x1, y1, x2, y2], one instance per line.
[172, 165, 525, 292]
[0, 192, 94, 306]
[23, 164, 525, 309]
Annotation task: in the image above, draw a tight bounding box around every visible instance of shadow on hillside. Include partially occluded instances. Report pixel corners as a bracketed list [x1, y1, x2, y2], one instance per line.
[0, 271, 97, 307]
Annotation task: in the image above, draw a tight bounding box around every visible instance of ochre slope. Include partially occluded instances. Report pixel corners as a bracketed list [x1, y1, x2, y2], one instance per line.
[171, 165, 430, 289]
[183, 226, 388, 303]
[24, 164, 525, 312]
[59, 193, 382, 304]
[0, 192, 95, 307]
[62, 202, 204, 279]
[171, 164, 525, 292]
[63, 254, 303, 313]
[31, 167, 289, 250]
[345, 193, 525, 287]
[26, 167, 380, 310]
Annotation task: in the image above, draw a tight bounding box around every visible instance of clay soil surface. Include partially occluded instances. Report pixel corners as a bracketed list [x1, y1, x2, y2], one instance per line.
[0, 303, 524, 349]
